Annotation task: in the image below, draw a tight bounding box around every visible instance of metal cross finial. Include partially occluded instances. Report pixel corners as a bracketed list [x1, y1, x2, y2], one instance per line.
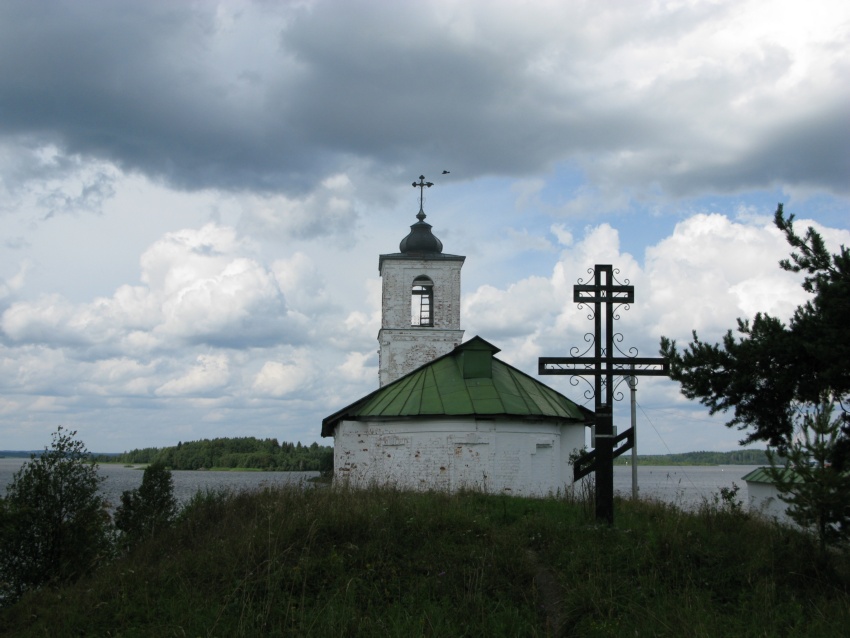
[412, 175, 434, 219]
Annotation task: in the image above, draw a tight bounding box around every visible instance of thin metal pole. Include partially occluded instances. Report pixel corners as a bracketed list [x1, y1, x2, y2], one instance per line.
[630, 364, 638, 500]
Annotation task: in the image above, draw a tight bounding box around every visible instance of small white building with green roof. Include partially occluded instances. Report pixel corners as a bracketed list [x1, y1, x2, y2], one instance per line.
[321, 195, 591, 496]
[742, 467, 798, 524]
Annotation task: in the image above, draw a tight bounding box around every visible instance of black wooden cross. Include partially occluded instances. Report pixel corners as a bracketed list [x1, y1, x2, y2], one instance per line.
[539, 264, 668, 524]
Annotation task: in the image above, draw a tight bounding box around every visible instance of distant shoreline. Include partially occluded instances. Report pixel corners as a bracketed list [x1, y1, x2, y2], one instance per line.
[95, 461, 306, 473]
[4, 449, 769, 467]
[614, 449, 768, 466]
[614, 461, 763, 466]
[1, 457, 322, 473]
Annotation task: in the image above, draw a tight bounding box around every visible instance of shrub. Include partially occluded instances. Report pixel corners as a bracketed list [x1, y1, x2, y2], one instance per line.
[0, 427, 111, 604]
[114, 462, 178, 548]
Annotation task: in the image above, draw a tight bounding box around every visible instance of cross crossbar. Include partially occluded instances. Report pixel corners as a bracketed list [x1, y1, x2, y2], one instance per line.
[574, 284, 634, 304]
[539, 357, 669, 376]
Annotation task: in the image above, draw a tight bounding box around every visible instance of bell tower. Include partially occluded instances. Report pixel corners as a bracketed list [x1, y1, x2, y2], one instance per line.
[378, 177, 465, 386]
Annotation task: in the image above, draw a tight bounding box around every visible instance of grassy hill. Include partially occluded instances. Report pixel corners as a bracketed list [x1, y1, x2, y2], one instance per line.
[1, 485, 848, 636]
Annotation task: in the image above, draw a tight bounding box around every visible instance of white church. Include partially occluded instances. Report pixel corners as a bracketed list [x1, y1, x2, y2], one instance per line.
[321, 190, 592, 496]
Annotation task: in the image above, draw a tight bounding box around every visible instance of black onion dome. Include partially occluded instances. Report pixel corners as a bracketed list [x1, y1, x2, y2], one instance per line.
[399, 210, 444, 254]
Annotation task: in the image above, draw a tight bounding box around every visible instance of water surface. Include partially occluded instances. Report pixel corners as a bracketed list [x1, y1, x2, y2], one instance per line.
[2, 457, 761, 509]
[0, 457, 317, 506]
[613, 464, 761, 510]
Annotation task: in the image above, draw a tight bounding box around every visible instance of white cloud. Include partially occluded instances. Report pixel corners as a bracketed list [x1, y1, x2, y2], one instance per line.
[77, 358, 159, 397]
[158, 255, 285, 344]
[550, 224, 573, 247]
[0, 142, 120, 219]
[336, 351, 377, 384]
[238, 184, 359, 241]
[2, 295, 82, 345]
[644, 214, 808, 339]
[464, 278, 558, 340]
[2, 223, 303, 351]
[156, 354, 230, 397]
[271, 252, 334, 315]
[0, 262, 28, 299]
[252, 356, 314, 398]
[0, 345, 71, 395]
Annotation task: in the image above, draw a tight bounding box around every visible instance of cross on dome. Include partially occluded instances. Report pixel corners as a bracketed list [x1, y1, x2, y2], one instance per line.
[412, 175, 434, 220]
[401, 175, 443, 254]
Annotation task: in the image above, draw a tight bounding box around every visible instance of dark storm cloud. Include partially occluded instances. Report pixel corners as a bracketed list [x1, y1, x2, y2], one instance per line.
[0, 1, 847, 200]
[0, 1, 630, 189]
[733, 101, 850, 191]
[0, 2, 317, 192]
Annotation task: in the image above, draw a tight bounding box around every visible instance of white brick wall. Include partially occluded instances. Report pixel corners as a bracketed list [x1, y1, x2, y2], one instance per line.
[377, 329, 464, 387]
[746, 481, 795, 525]
[380, 258, 462, 330]
[333, 418, 587, 497]
[378, 256, 464, 386]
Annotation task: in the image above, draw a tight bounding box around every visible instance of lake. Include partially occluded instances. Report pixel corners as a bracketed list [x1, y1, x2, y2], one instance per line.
[1, 456, 761, 509]
[613, 464, 761, 509]
[0, 457, 318, 507]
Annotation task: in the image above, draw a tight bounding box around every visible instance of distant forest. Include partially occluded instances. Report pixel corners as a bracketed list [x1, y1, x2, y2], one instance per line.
[613, 449, 769, 466]
[94, 437, 333, 473]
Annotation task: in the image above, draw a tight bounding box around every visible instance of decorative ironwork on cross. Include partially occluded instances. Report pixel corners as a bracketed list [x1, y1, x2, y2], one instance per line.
[412, 175, 434, 218]
[539, 264, 669, 524]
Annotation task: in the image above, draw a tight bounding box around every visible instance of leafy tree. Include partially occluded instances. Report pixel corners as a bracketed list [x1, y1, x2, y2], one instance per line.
[0, 427, 111, 603]
[766, 402, 850, 550]
[114, 462, 178, 548]
[660, 205, 850, 467]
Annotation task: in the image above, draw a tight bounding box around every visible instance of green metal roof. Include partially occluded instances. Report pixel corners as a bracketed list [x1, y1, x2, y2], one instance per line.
[321, 336, 592, 437]
[741, 467, 802, 484]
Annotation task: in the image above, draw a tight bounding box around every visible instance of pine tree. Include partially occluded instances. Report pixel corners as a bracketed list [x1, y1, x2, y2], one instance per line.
[767, 402, 850, 550]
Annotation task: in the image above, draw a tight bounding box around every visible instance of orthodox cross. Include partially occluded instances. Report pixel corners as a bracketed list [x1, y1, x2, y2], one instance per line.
[539, 264, 668, 524]
[412, 175, 434, 217]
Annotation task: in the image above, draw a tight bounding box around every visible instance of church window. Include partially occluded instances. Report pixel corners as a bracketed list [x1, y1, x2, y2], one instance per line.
[411, 276, 434, 326]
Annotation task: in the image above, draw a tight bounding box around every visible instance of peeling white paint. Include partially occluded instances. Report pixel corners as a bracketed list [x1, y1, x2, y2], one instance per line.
[333, 419, 586, 497]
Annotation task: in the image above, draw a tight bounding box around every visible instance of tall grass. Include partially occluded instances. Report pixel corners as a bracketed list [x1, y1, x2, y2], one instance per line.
[1, 484, 848, 636]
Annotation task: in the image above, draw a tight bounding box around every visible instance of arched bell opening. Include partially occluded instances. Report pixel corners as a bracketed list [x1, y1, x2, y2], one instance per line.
[411, 276, 434, 327]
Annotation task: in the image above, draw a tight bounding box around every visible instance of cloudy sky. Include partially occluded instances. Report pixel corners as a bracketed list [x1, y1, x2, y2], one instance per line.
[1, 0, 848, 454]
